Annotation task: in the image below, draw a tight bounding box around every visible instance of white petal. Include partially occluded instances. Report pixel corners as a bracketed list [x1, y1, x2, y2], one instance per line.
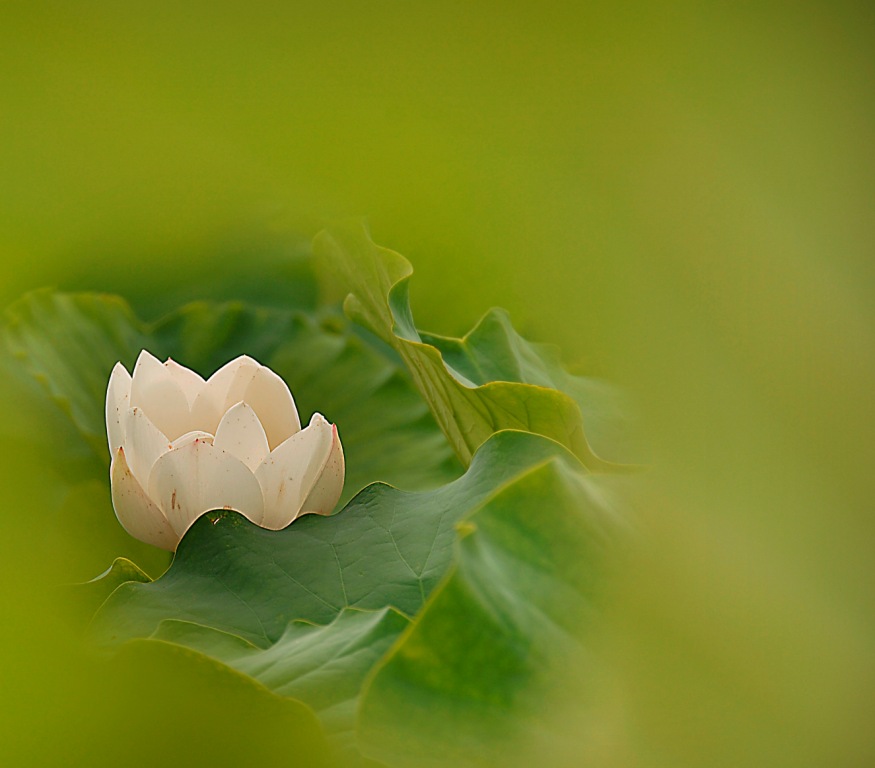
[242, 365, 301, 450]
[130, 350, 191, 441]
[171, 430, 215, 449]
[123, 407, 172, 489]
[214, 402, 270, 471]
[148, 438, 265, 538]
[105, 362, 132, 457]
[255, 413, 335, 529]
[164, 358, 205, 407]
[111, 447, 177, 550]
[130, 349, 162, 382]
[190, 356, 259, 435]
[209, 355, 261, 408]
[300, 420, 345, 517]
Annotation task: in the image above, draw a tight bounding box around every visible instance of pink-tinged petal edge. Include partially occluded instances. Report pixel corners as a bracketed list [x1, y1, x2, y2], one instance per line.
[255, 413, 341, 530]
[299, 421, 345, 517]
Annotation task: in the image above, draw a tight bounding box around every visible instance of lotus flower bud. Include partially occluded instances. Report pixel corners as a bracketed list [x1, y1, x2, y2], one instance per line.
[105, 351, 344, 550]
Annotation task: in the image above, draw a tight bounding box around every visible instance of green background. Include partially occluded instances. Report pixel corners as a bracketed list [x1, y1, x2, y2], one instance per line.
[1, 1, 873, 765]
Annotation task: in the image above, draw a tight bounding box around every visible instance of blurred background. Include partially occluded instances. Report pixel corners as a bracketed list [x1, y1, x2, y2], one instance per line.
[1, 1, 873, 765]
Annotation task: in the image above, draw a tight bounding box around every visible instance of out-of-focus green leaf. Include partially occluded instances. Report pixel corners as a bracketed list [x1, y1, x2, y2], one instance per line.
[314, 221, 631, 469]
[0, 292, 173, 575]
[149, 608, 408, 761]
[89, 431, 582, 647]
[357, 460, 622, 767]
[2, 290, 151, 459]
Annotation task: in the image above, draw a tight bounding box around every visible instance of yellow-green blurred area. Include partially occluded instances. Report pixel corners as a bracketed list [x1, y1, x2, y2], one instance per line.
[1, 1, 873, 766]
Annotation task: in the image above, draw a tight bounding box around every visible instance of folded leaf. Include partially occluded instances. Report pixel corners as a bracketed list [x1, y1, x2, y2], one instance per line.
[421, 307, 641, 464]
[314, 221, 635, 469]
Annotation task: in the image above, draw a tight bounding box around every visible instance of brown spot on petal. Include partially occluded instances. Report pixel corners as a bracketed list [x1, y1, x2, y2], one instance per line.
[171, 490, 177, 510]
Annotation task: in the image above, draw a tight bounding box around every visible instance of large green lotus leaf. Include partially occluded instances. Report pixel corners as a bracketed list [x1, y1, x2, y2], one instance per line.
[357, 460, 623, 767]
[1, 290, 461, 578]
[90, 430, 581, 647]
[148, 608, 408, 761]
[314, 221, 631, 469]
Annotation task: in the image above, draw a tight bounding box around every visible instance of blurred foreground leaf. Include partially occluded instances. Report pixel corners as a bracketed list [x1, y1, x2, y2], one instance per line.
[150, 608, 408, 762]
[108, 638, 336, 767]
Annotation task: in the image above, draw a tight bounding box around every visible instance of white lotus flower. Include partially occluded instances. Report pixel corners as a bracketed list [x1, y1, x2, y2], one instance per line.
[105, 350, 344, 550]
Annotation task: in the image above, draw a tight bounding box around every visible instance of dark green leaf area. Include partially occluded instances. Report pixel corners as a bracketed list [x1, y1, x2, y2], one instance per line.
[358, 461, 620, 768]
[57, 555, 155, 634]
[60, 235, 319, 321]
[91, 431, 581, 648]
[150, 608, 408, 760]
[150, 300, 300, 376]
